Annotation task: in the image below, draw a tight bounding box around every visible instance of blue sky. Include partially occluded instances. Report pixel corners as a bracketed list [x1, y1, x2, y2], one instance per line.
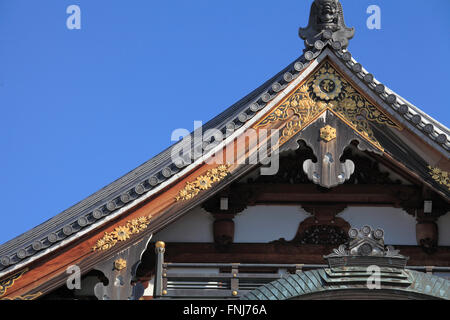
[0, 0, 449, 244]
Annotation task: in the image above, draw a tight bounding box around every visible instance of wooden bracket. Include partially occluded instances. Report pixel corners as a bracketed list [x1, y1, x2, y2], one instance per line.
[93, 234, 152, 300]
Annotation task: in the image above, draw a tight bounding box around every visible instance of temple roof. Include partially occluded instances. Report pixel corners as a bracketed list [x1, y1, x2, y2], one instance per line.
[0, 0, 449, 278]
[241, 268, 449, 300]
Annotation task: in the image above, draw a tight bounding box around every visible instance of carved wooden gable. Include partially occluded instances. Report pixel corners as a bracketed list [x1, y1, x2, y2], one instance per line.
[254, 59, 403, 188]
[256, 59, 402, 150]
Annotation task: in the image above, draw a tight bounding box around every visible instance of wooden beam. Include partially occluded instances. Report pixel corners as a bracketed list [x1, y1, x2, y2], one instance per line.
[139, 243, 450, 277]
[236, 183, 420, 206]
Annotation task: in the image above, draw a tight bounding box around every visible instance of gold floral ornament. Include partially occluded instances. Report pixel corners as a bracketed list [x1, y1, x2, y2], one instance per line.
[313, 73, 342, 100]
[320, 125, 337, 142]
[92, 215, 152, 251]
[196, 175, 212, 190]
[114, 258, 127, 271]
[0, 269, 27, 298]
[1, 292, 42, 300]
[114, 226, 130, 241]
[175, 164, 231, 202]
[428, 166, 450, 191]
[255, 61, 401, 150]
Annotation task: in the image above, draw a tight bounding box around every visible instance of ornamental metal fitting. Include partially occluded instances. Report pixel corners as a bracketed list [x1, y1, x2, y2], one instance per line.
[347, 226, 386, 257]
[155, 241, 166, 254]
[155, 241, 165, 249]
[114, 258, 127, 271]
[320, 125, 336, 142]
[299, 0, 355, 49]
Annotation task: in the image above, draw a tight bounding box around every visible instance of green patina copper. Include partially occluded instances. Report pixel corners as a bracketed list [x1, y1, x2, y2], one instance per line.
[241, 269, 449, 300]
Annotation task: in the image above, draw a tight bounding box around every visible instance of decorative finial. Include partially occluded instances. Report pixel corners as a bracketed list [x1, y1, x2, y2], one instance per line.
[299, 0, 355, 49]
[155, 241, 165, 249]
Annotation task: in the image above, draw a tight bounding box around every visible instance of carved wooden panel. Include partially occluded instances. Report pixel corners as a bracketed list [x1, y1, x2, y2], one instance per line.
[255, 60, 401, 151]
[284, 110, 380, 188]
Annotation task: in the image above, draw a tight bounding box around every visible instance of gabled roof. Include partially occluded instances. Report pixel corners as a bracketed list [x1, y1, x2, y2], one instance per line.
[1, 4, 449, 280]
[0, 53, 305, 275]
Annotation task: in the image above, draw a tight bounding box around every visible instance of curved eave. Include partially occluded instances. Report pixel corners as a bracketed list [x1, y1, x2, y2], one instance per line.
[0, 52, 318, 277]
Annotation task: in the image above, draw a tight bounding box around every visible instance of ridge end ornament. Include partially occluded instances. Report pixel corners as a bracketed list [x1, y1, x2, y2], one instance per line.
[299, 0, 355, 49]
[324, 226, 409, 269]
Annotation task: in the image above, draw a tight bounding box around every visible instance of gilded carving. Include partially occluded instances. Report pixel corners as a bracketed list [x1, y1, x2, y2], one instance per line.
[313, 73, 342, 100]
[0, 269, 27, 298]
[175, 164, 231, 202]
[1, 292, 42, 300]
[428, 166, 450, 191]
[320, 125, 336, 142]
[92, 215, 152, 251]
[114, 258, 127, 271]
[255, 61, 401, 150]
